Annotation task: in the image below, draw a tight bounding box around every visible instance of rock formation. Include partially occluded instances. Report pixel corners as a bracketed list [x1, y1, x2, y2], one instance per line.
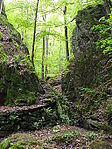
[62, 5, 112, 131]
[0, 12, 44, 105]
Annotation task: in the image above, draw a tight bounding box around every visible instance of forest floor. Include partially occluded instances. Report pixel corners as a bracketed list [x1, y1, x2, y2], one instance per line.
[0, 75, 112, 148]
[1, 123, 112, 148]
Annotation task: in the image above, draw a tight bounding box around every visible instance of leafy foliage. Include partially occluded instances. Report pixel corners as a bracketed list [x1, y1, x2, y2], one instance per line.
[92, 10, 112, 61]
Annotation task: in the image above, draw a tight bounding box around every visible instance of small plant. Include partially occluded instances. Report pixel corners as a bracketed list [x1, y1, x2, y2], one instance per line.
[0, 139, 10, 149]
[46, 130, 80, 144]
[33, 117, 45, 129]
[33, 122, 40, 129]
[53, 124, 60, 132]
[104, 100, 112, 120]
[57, 95, 73, 124]
[44, 107, 53, 117]
[10, 114, 18, 122]
[92, 11, 112, 61]
[87, 131, 96, 141]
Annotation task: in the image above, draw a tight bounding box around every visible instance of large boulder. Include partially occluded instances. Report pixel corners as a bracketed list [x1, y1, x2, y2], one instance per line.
[90, 140, 112, 149]
[62, 4, 112, 98]
[62, 5, 107, 98]
[0, 13, 44, 106]
[62, 5, 112, 131]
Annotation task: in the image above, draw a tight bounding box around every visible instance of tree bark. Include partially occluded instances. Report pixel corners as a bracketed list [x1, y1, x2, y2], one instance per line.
[0, 0, 6, 17]
[0, 0, 3, 14]
[108, 0, 112, 7]
[104, 0, 111, 16]
[31, 0, 39, 68]
[42, 37, 45, 80]
[64, 6, 69, 61]
[59, 35, 62, 72]
[45, 36, 48, 80]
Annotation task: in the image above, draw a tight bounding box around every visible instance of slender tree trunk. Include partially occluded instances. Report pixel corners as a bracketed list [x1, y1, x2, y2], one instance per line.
[31, 0, 39, 68]
[108, 0, 112, 7]
[104, 0, 111, 16]
[22, 31, 24, 41]
[42, 37, 45, 80]
[45, 36, 48, 80]
[0, 0, 3, 14]
[64, 5, 69, 61]
[59, 36, 61, 72]
[0, 0, 6, 17]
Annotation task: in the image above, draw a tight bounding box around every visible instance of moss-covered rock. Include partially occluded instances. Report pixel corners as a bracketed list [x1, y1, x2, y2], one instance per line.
[104, 98, 112, 126]
[0, 12, 44, 105]
[0, 133, 43, 149]
[62, 5, 107, 99]
[90, 140, 112, 149]
[62, 5, 112, 131]
[0, 13, 44, 105]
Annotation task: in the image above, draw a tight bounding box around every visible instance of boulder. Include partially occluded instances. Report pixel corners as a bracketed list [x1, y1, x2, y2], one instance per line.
[0, 13, 44, 105]
[62, 5, 112, 131]
[90, 140, 112, 149]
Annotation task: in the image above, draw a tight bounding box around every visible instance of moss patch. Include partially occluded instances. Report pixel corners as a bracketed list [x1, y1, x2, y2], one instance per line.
[0, 31, 3, 41]
[90, 140, 112, 149]
[0, 14, 44, 105]
[0, 133, 43, 149]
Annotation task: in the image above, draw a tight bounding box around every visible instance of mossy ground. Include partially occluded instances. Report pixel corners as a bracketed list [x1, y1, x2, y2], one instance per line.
[0, 133, 43, 149]
[0, 124, 112, 149]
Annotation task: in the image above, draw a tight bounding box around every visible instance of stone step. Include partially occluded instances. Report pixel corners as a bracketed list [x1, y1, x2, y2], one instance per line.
[0, 100, 57, 138]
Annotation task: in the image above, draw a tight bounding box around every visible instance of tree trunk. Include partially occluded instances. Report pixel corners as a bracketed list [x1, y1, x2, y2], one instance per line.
[45, 36, 48, 80]
[0, 0, 6, 17]
[104, 0, 111, 16]
[64, 5, 69, 61]
[59, 35, 62, 72]
[42, 37, 45, 80]
[0, 0, 3, 14]
[108, 0, 112, 7]
[31, 0, 39, 68]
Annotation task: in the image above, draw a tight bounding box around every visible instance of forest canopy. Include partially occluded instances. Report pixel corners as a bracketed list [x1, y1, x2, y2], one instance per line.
[1, 0, 110, 79]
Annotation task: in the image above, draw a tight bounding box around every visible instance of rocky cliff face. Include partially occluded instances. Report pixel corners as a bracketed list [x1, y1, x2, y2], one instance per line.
[62, 5, 107, 98]
[62, 5, 112, 131]
[0, 13, 44, 105]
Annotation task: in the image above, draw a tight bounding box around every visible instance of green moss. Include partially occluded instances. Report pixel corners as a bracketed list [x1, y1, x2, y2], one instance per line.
[90, 140, 112, 149]
[0, 133, 43, 149]
[14, 91, 39, 106]
[0, 31, 3, 40]
[104, 99, 112, 126]
[47, 130, 80, 144]
[0, 46, 8, 63]
[0, 15, 13, 29]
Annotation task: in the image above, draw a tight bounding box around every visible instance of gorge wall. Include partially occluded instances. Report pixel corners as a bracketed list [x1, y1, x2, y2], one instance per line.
[0, 13, 44, 106]
[62, 5, 112, 132]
